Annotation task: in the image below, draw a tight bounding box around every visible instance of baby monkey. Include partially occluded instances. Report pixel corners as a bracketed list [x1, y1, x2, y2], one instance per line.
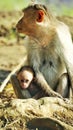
[11, 66, 47, 99]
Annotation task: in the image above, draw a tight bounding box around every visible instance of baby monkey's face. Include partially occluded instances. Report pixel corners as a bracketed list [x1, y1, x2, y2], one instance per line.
[17, 70, 34, 89]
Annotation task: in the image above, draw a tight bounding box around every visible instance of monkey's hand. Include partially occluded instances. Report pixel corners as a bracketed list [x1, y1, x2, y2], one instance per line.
[45, 89, 71, 104]
[50, 90, 72, 105]
[48, 89, 63, 98]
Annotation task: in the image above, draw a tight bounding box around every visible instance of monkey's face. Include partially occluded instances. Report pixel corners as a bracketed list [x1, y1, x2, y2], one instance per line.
[16, 8, 37, 35]
[17, 70, 34, 89]
[16, 6, 48, 37]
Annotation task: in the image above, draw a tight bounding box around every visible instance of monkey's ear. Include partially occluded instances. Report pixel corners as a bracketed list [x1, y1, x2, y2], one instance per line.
[36, 10, 45, 22]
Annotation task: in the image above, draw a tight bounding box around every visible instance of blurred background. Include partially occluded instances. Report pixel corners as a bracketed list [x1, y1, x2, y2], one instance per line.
[0, 0, 73, 16]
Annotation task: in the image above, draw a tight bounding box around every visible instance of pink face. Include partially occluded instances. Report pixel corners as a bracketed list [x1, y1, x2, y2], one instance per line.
[17, 70, 33, 89]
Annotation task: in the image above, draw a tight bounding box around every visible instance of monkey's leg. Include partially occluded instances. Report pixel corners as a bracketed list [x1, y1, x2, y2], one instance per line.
[36, 72, 63, 99]
[56, 73, 69, 98]
[11, 75, 32, 99]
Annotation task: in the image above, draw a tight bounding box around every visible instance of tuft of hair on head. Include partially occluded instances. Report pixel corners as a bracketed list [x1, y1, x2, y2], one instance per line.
[22, 4, 57, 23]
[22, 4, 47, 14]
[17, 66, 35, 77]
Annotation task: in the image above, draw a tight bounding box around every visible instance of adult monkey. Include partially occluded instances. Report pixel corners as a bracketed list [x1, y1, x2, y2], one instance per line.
[16, 4, 73, 101]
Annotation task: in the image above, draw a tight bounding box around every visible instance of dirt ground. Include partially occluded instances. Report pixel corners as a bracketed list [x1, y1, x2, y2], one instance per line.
[0, 11, 26, 83]
[0, 44, 26, 81]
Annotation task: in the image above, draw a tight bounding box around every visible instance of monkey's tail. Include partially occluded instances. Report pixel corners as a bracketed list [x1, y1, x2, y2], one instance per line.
[26, 117, 64, 130]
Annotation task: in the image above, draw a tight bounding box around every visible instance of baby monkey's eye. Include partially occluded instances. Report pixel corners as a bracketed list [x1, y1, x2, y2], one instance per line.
[21, 79, 25, 83]
[21, 79, 29, 83]
[25, 79, 29, 83]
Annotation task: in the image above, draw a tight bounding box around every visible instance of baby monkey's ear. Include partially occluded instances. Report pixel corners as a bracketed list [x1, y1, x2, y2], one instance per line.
[36, 10, 45, 22]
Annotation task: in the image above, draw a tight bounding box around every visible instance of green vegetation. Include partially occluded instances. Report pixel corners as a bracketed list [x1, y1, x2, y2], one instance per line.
[0, 0, 29, 11]
[61, 6, 73, 16]
[50, 4, 73, 16]
[0, 0, 73, 15]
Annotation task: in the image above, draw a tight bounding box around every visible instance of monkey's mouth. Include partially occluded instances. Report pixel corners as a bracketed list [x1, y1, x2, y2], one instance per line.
[16, 26, 22, 31]
[16, 23, 22, 32]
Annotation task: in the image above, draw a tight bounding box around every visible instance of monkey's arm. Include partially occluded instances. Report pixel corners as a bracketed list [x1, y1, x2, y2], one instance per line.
[36, 71, 63, 98]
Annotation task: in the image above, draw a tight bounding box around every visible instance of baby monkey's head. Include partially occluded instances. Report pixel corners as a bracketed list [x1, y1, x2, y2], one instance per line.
[17, 66, 35, 89]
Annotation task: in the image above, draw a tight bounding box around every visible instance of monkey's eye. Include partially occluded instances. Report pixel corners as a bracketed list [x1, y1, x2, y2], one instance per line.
[25, 79, 29, 83]
[21, 79, 25, 83]
[21, 79, 29, 83]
